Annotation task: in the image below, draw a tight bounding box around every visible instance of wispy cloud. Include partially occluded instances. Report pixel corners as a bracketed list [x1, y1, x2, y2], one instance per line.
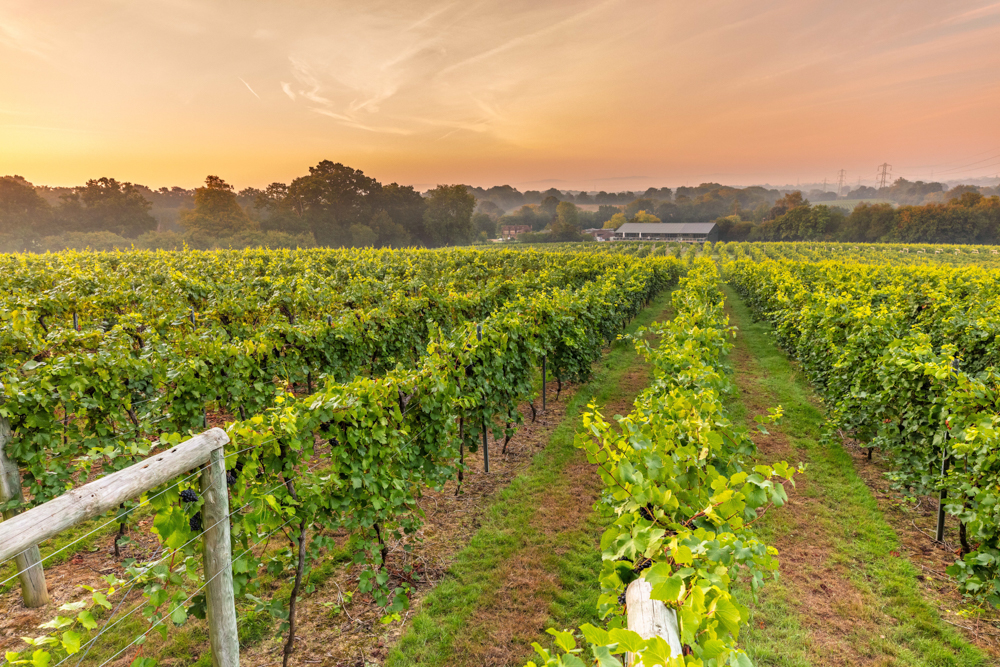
[278, 1, 621, 140]
[239, 77, 261, 99]
[435, 0, 620, 79]
[0, 9, 52, 59]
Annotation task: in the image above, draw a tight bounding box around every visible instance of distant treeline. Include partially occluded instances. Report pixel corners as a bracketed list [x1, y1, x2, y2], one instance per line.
[0, 163, 477, 252]
[745, 189, 1000, 244]
[2, 167, 999, 252]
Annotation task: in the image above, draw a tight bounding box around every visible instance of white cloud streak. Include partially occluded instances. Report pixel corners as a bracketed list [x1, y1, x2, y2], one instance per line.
[239, 77, 261, 99]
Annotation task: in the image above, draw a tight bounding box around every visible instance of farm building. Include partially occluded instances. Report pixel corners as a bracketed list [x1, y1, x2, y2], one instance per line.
[614, 222, 718, 242]
[500, 224, 532, 240]
[583, 228, 616, 241]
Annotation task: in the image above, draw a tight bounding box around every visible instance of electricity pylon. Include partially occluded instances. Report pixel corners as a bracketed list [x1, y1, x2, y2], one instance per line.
[876, 163, 892, 191]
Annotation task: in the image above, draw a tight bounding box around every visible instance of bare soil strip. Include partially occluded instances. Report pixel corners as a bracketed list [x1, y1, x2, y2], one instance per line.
[441, 366, 652, 667]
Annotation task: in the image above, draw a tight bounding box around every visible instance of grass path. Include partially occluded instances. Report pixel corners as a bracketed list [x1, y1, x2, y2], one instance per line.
[722, 283, 989, 667]
[385, 289, 674, 667]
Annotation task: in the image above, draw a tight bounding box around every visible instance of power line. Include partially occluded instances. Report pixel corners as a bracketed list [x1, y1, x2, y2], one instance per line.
[837, 170, 847, 197]
[898, 147, 1000, 171]
[933, 155, 1000, 177]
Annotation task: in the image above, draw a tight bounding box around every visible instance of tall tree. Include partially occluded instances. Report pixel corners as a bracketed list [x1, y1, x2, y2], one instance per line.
[767, 191, 807, 220]
[179, 176, 252, 237]
[0, 176, 53, 238]
[555, 201, 580, 228]
[472, 212, 498, 239]
[254, 183, 311, 235]
[539, 195, 560, 218]
[841, 203, 897, 242]
[602, 212, 628, 230]
[625, 198, 656, 219]
[376, 183, 426, 244]
[287, 161, 381, 246]
[61, 177, 156, 238]
[423, 185, 475, 246]
[367, 210, 411, 247]
[476, 200, 504, 220]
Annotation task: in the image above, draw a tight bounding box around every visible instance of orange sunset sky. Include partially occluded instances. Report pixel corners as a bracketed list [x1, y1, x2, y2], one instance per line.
[2, 0, 1000, 191]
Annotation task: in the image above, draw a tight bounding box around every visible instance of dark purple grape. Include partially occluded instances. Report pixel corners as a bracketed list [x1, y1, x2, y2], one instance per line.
[180, 489, 198, 503]
[226, 471, 237, 486]
[639, 504, 654, 521]
[618, 591, 627, 607]
[189, 512, 203, 532]
[632, 558, 652, 574]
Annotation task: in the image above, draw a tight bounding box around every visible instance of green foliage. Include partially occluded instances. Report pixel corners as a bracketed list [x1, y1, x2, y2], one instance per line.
[423, 185, 476, 246]
[1, 245, 686, 667]
[603, 213, 627, 230]
[556, 201, 580, 228]
[725, 245, 1000, 607]
[533, 259, 796, 666]
[3, 581, 120, 665]
[219, 252, 683, 612]
[61, 177, 157, 239]
[179, 176, 252, 238]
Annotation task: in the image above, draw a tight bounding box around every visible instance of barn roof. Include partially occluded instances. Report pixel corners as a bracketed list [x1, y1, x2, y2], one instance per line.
[615, 222, 717, 234]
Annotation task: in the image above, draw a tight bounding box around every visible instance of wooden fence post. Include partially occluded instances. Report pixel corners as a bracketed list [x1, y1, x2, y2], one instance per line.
[201, 445, 240, 667]
[542, 356, 547, 413]
[625, 576, 681, 666]
[0, 412, 50, 608]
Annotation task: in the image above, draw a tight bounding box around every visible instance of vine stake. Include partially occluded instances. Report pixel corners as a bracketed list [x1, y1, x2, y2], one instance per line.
[201, 445, 240, 667]
[477, 324, 489, 473]
[542, 355, 547, 413]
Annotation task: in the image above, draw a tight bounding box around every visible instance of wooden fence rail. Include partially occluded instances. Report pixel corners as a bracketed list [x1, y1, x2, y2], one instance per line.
[0, 426, 239, 667]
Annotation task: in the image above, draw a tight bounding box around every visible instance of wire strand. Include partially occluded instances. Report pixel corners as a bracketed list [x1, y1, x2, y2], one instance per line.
[93, 516, 297, 667]
[2, 415, 430, 582]
[50, 460, 323, 667]
[0, 441, 265, 584]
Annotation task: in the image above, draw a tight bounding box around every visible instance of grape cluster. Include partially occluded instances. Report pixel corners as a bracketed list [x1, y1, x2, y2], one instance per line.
[226, 461, 244, 487]
[180, 489, 198, 503]
[632, 558, 652, 574]
[618, 591, 627, 608]
[189, 512, 203, 532]
[639, 503, 655, 521]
